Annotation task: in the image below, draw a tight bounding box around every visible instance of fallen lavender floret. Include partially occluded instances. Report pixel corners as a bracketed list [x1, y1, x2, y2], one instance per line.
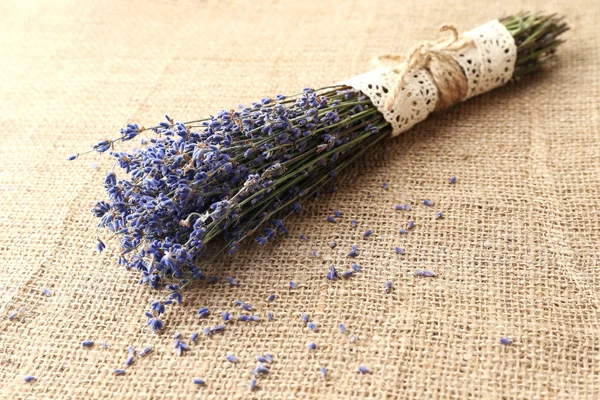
[414, 269, 437, 277]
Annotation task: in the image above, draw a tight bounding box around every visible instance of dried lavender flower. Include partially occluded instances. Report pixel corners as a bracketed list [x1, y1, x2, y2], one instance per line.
[249, 378, 257, 392]
[500, 337, 513, 345]
[341, 270, 354, 278]
[339, 323, 346, 334]
[320, 367, 327, 378]
[82, 340, 94, 347]
[113, 369, 126, 376]
[191, 332, 199, 342]
[267, 312, 274, 321]
[382, 183, 389, 190]
[326, 264, 337, 280]
[351, 263, 360, 271]
[254, 363, 270, 374]
[226, 276, 238, 286]
[363, 230, 373, 239]
[351, 220, 357, 228]
[226, 355, 238, 363]
[266, 294, 275, 302]
[357, 365, 371, 374]
[42, 288, 52, 297]
[307, 322, 317, 332]
[289, 281, 297, 289]
[308, 342, 316, 350]
[395, 247, 405, 255]
[264, 354, 273, 363]
[385, 281, 392, 293]
[139, 347, 153, 357]
[326, 215, 337, 223]
[8, 311, 18, 320]
[193, 378, 206, 385]
[347, 245, 359, 257]
[302, 313, 310, 323]
[414, 269, 437, 277]
[173, 340, 189, 356]
[334, 209, 342, 217]
[436, 211, 443, 219]
[449, 176, 457, 184]
[24, 375, 36, 382]
[399, 228, 408, 234]
[395, 204, 403, 211]
[423, 199, 433, 206]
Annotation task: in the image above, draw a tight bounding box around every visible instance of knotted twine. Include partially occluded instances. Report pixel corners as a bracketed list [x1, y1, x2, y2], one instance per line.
[376, 25, 472, 112]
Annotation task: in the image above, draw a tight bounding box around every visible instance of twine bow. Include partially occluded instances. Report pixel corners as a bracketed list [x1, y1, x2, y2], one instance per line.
[376, 25, 474, 112]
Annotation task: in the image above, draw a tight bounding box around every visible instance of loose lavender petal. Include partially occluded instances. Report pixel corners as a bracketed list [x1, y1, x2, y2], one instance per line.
[8, 312, 18, 320]
[339, 323, 347, 334]
[307, 322, 317, 332]
[267, 312, 274, 321]
[395, 204, 403, 211]
[351, 263, 360, 271]
[42, 288, 52, 297]
[320, 367, 327, 378]
[308, 342, 316, 350]
[191, 332, 199, 342]
[399, 228, 408, 235]
[139, 347, 153, 357]
[500, 337, 513, 345]
[341, 270, 354, 278]
[423, 199, 433, 206]
[436, 211, 443, 219]
[226, 355, 238, 363]
[347, 245, 358, 257]
[173, 332, 182, 339]
[326, 215, 336, 223]
[266, 294, 275, 302]
[226, 276, 238, 285]
[249, 378, 257, 391]
[351, 220, 357, 228]
[449, 176, 457, 184]
[264, 353, 273, 363]
[82, 340, 94, 347]
[407, 221, 415, 230]
[385, 281, 392, 293]
[24, 375, 36, 382]
[395, 247, 405, 255]
[113, 369, 126, 376]
[193, 378, 205, 385]
[358, 365, 371, 374]
[363, 230, 373, 239]
[289, 281, 297, 289]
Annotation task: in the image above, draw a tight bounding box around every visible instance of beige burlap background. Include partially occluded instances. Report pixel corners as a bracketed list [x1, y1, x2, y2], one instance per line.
[1, 0, 599, 398]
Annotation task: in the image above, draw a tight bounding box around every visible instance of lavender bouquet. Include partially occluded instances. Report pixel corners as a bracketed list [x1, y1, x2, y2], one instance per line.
[70, 12, 567, 331]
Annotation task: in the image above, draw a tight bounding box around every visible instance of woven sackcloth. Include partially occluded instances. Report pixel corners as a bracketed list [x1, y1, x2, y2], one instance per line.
[1, 0, 599, 399]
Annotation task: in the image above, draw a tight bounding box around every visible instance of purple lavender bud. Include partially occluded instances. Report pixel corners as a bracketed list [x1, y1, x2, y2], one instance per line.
[327, 215, 336, 223]
[242, 303, 252, 312]
[382, 183, 389, 190]
[308, 342, 316, 350]
[191, 332, 199, 342]
[404, 203, 411, 211]
[197, 307, 209, 319]
[436, 211, 443, 219]
[226, 355, 238, 363]
[250, 315, 260, 322]
[341, 270, 354, 278]
[395, 247, 405, 255]
[42, 288, 52, 297]
[449, 176, 457, 184]
[125, 355, 134, 366]
[8, 311, 18, 320]
[385, 281, 392, 293]
[289, 281, 297, 289]
[24, 375, 36, 382]
[312, 251, 319, 257]
[267, 312, 274, 321]
[113, 369, 126, 376]
[363, 230, 373, 238]
[239, 315, 249, 322]
[203, 327, 211, 336]
[358, 365, 371, 374]
[352, 263, 360, 271]
[395, 204, 403, 210]
[67, 154, 77, 161]
[302, 313, 310, 323]
[222, 311, 231, 322]
[249, 378, 257, 391]
[349, 334, 356, 343]
[326, 264, 337, 280]
[334, 209, 342, 217]
[172, 332, 182, 339]
[226, 276, 238, 285]
[212, 324, 226, 333]
[256, 356, 268, 363]
[407, 221, 415, 230]
[399, 228, 408, 234]
[147, 318, 163, 332]
[266, 294, 275, 302]
[320, 367, 327, 378]
[255, 363, 270, 374]
[307, 322, 317, 331]
[81, 340, 94, 347]
[193, 378, 205, 385]
[500, 337, 513, 345]
[351, 219, 357, 228]
[329, 241, 337, 249]
[347, 245, 358, 257]
[299, 234, 308, 240]
[423, 199, 433, 206]
[265, 353, 273, 363]
[207, 276, 218, 284]
[139, 347, 152, 357]
[339, 323, 346, 334]
[96, 238, 106, 252]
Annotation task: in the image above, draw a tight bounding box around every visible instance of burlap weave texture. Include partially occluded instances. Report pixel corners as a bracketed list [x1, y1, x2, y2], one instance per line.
[0, 0, 599, 399]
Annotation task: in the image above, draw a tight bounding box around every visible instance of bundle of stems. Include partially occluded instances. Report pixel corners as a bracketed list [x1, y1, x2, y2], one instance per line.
[71, 12, 568, 330]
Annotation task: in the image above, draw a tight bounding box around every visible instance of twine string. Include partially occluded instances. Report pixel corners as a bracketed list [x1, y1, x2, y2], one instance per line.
[376, 25, 474, 112]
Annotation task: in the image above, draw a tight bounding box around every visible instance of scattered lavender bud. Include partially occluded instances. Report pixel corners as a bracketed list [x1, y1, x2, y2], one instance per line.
[395, 247, 405, 255]
[197, 307, 209, 319]
[173, 332, 182, 339]
[339, 323, 347, 334]
[193, 378, 205, 385]
[42, 288, 52, 297]
[320, 367, 327, 378]
[125, 355, 135, 366]
[212, 324, 226, 333]
[307, 322, 317, 332]
[329, 241, 337, 248]
[256, 355, 268, 363]
[349, 334, 356, 343]
[190, 332, 199, 343]
[399, 228, 408, 234]
[395, 204, 403, 211]
[302, 313, 310, 323]
[100, 342, 108, 348]
[139, 347, 152, 357]
[436, 211, 443, 219]
[299, 234, 308, 240]
[113, 369, 126, 376]
[357, 365, 371, 374]
[239, 315, 249, 322]
[8, 311, 18, 320]
[173, 340, 189, 356]
[24, 375, 36, 382]
[341, 270, 354, 278]
[249, 378, 257, 391]
[226, 355, 238, 363]
[207, 276, 218, 284]
[140, 137, 148, 145]
[308, 342, 316, 350]
[326, 264, 337, 280]
[128, 346, 135, 356]
[289, 281, 297, 289]
[265, 354, 273, 363]
[351, 263, 360, 271]
[234, 299, 244, 306]
[347, 245, 358, 257]
[242, 303, 252, 312]
[363, 230, 373, 239]
[449, 176, 457, 184]
[500, 337, 513, 345]
[203, 327, 211, 336]
[382, 183, 389, 190]
[423, 199, 433, 206]
[226, 276, 238, 285]
[385, 281, 392, 293]
[255, 363, 270, 374]
[82, 340, 94, 347]
[326, 215, 336, 223]
[407, 221, 415, 230]
[267, 312, 274, 321]
[334, 209, 342, 217]
[351, 220, 357, 228]
[67, 154, 77, 161]
[312, 251, 319, 257]
[266, 294, 275, 302]
[414, 269, 437, 277]
[221, 311, 231, 322]
[250, 315, 260, 322]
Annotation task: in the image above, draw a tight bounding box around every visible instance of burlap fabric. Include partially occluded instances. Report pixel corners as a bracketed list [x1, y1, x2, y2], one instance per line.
[1, 1, 598, 398]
